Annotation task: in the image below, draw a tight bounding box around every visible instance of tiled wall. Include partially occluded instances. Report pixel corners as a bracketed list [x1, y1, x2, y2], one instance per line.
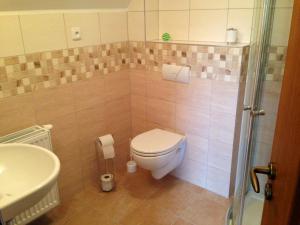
[128, 0, 254, 43]
[0, 70, 132, 201]
[253, 46, 288, 195]
[129, 41, 249, 197]
[0, 10, 128, 58]
[0, 10, 129, 98]
[0, 42, 129, 98]
[128, 0, 294, 45]
[0, 4, 254, 199]
[0, 10, 131, 201]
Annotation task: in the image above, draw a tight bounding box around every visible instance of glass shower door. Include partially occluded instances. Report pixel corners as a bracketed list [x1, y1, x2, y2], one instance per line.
[231, 0, 294, 224]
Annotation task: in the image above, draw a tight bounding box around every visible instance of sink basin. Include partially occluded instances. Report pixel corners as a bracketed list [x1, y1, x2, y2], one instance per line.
[0, 143, 60, 222]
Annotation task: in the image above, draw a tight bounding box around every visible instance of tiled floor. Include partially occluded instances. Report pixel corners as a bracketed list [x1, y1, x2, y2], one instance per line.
[30, 170, 229, 225]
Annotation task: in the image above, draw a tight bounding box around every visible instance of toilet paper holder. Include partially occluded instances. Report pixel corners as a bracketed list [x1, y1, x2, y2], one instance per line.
[95, 135, 116, 192]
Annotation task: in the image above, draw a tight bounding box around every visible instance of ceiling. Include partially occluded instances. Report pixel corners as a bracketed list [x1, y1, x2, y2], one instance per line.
[0, 0, 131, 11]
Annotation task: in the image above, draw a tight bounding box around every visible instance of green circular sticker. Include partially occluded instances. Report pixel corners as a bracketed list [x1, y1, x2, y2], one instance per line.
[162, 33, 171, 41]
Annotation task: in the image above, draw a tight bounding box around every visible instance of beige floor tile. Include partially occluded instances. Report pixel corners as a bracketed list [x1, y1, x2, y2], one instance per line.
[180, 192, 229, 225]
[30, 170, 228, 225]
[173, 218, 195, 225]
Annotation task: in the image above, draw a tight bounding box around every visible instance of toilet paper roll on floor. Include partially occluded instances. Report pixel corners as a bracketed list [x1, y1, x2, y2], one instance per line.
[98, 134, 115, 159]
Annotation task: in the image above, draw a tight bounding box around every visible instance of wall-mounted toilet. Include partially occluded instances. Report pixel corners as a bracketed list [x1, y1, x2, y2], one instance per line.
[131, 129, 187, 179]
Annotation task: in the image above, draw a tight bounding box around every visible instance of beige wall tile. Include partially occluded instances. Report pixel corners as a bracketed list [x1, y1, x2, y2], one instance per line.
[128, 0, 144, 11]
[176, 104, 210, 138]
[206, 166, 230, 197]
[20, 13, 67, 53]
[0, 93, 36, 136]
[105, 71, 131, 101]
[173, 158, 207, 187]
[64, 12, 100, 48]
[146, 11, 159, 41]
[276, 0, 294, 7]
[208, 144, 233, 173]
[228, 9, 253, 43]
[211, 80, 238, 115]
[145, 0, 159, 11]
[209, 111, 236, 145]
[229, 0, 254, 8]
[76, 106, 107, 145]
[105, 96, 131, 143]
[146, 78, 176, 102]
[189, 10, 227, 42]
[159, 0, 189, 10]
[146, 98, 176, 129]
[76, 107, 106, 131]
[131, 95, 147, 120]
[185, 134, 209, 163]
[271, 8, 293, 46]
[159, 11, 189, 41]
[100, 11, 128, 44]
[190, 0, 228, 9]
[34, 84, 75, 122]
[130, 71, 147, 96]
[72, 77, 107, 111]
[176, 79, 211, 112]
[76, 114, 107, 144]
[132, 117, 147, 136]
[48, 113, 79, 150]
[128, 12, 145, 41]
[0, 15, 24, 57]
[57, 140, 84, 201]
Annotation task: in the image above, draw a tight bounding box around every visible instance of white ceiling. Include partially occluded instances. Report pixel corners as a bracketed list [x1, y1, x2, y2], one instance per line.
[0, 0, 131, 11]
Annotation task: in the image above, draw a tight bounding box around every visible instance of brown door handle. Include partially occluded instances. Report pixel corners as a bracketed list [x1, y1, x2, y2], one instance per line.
[250, 163, 276, 193]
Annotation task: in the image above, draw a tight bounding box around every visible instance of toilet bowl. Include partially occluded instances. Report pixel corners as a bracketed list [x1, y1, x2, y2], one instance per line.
[131, 129, 186, 179]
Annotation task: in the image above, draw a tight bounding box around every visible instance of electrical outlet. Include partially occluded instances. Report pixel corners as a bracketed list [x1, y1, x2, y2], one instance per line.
[71, 27, 81, 41]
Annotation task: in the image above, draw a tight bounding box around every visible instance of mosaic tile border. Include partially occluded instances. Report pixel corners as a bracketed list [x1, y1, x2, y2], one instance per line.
[0, 41, 286, 99]
[266, 46, 287, 81]
[0, 42, 130, 98]
[128, 41, 287, 83]
[129, 41, 250, 83]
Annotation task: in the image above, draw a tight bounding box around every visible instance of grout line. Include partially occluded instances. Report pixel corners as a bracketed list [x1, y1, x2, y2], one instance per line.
[98, 12, 102, 44]
[143, 0, 146, 42]
[188, 0, 191, 41]
[126, 11, 129, 42]
[62, 13, 69, 49]
[226, 0, 230, 32]
[17, 15, 26, 55]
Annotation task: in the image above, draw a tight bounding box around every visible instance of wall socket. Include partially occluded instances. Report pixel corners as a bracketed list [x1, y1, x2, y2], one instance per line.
[71, 27, 81, 41]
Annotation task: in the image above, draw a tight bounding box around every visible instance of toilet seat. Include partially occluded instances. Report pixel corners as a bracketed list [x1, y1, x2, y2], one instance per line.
[131, 129, 184, 157]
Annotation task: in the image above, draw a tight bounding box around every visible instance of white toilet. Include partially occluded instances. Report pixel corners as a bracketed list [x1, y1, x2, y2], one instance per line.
[131, 129, 187, 179]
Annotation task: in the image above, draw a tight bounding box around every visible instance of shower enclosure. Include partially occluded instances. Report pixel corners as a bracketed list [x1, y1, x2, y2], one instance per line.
[229, 0, 294, 224]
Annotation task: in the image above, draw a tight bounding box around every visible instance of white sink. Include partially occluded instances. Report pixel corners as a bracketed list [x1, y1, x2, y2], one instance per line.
[0, 143, 60, 222]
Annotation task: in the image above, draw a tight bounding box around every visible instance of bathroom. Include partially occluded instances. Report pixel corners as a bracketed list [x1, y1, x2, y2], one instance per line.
[0, 0, 299, 225]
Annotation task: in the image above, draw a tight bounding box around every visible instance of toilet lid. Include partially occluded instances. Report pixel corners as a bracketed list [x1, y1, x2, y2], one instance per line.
[131, 129, 184, 155]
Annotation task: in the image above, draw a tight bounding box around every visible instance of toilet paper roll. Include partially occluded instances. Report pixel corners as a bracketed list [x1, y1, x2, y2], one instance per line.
[226, 28, 238, 44]
[101, 173, 114, 192]
[98, 134, 114, 146]
[98, 134, 115, 159]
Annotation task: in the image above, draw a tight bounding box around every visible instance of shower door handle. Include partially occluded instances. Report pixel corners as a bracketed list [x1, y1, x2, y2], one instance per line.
[250, 163, 276, 194]
[243, 106, 266, 117]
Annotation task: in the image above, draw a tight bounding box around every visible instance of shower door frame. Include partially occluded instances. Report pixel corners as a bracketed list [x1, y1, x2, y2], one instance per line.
[235, 0, 276, 224]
